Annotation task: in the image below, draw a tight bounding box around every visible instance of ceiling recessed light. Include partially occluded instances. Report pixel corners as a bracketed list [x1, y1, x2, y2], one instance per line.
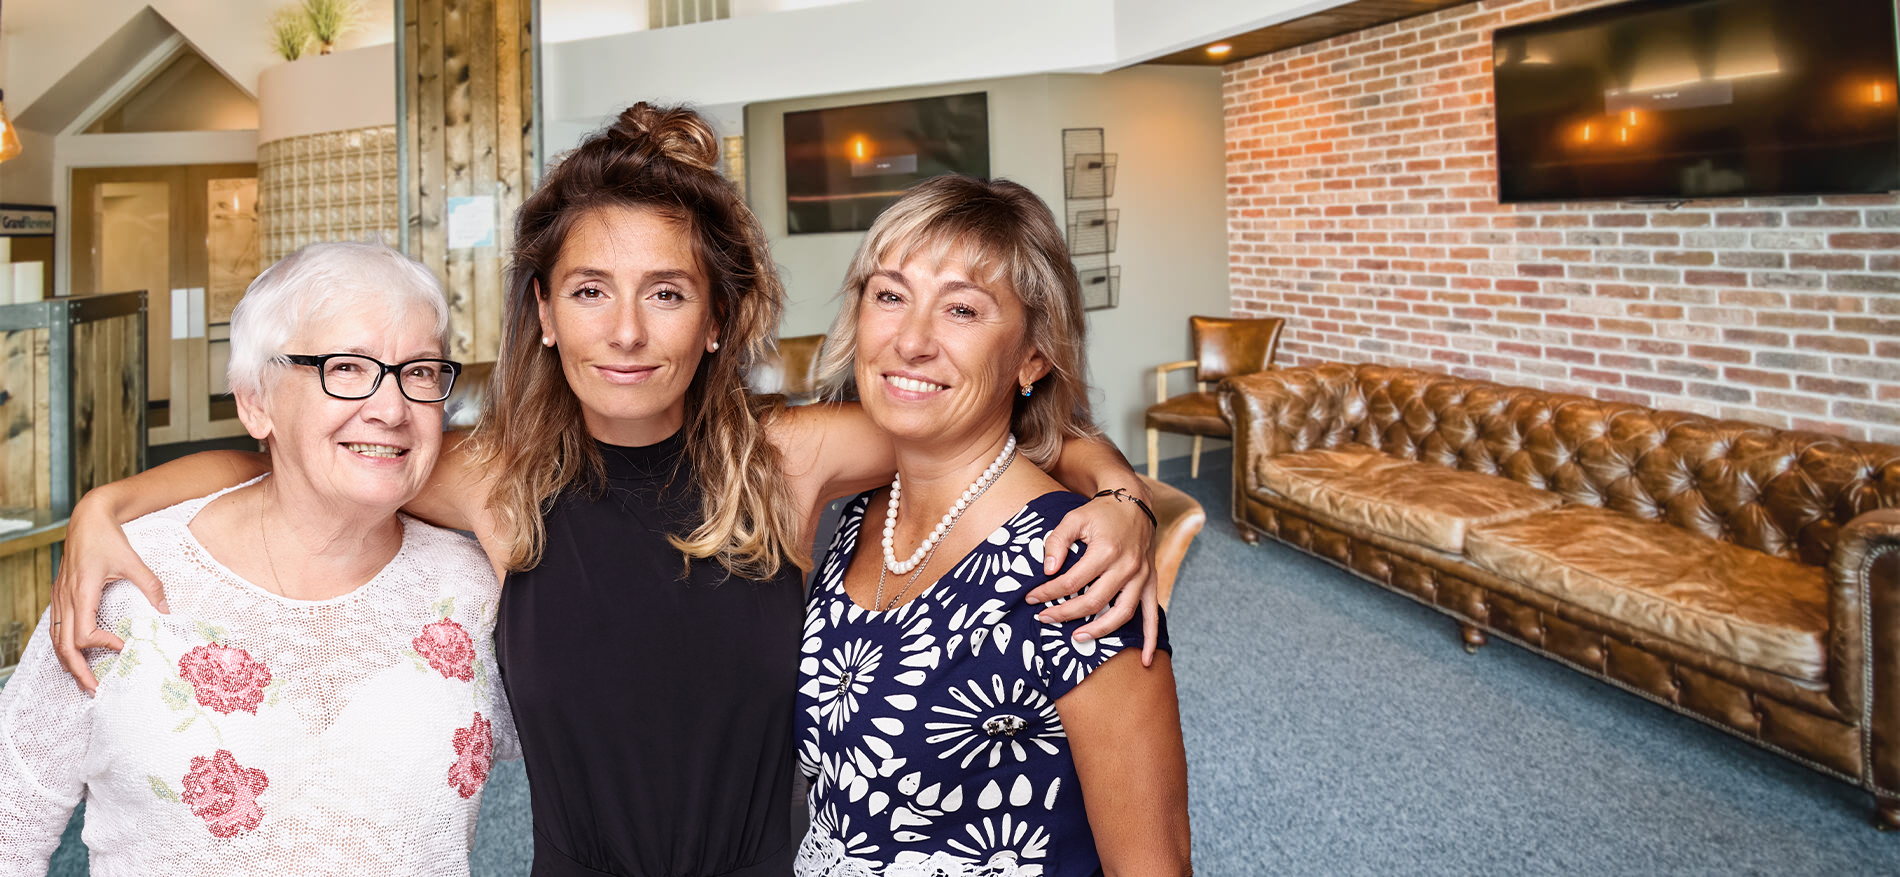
[1207, 43, 1233, 57]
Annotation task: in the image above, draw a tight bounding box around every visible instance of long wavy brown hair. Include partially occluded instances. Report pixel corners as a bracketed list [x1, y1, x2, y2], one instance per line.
[465, 102, 802, 580]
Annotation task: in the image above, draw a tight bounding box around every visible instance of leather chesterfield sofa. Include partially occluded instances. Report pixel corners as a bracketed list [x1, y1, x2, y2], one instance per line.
[1219, 362, 1900, 826]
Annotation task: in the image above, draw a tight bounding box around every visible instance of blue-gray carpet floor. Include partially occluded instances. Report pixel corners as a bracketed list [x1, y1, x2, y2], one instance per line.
[25, 450, 1900, 874]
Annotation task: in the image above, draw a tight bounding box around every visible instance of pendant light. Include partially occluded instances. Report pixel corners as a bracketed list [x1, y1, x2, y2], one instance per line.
[0, 90, 22, 163]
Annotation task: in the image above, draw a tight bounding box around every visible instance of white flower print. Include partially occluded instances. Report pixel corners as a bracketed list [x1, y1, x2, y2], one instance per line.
[797, 803, 885, 877]
[949, 515, 1047, 596]
[945, 814, 1050, 875]
[924, 675, 1064, 770]
[818, 639, 882, 732]
[797, 492, 1142, 877]
[811, 802, 881, 857]
[1037, 624, 1125, 692]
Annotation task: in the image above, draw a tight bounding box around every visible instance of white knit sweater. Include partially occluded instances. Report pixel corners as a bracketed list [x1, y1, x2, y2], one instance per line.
[0, 481, 518, 876]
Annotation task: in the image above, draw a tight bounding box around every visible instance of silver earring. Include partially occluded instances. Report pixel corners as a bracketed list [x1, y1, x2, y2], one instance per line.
[542, 336, 554, 347]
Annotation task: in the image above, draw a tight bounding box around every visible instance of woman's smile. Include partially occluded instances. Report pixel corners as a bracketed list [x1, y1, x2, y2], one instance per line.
[882, 371, 949, 397]
[592, 363, 662, 385]
[340, 441, 408, 459]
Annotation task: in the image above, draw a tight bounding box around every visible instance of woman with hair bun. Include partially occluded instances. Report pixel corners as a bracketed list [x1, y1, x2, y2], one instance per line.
[49, 103, 1160, 877]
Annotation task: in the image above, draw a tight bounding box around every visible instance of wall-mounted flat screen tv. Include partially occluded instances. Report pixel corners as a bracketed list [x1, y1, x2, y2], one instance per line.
[783, 92, 990, 234]
[1492, 0, 1900, 203]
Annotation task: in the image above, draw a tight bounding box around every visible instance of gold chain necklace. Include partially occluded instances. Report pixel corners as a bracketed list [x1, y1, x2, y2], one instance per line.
[256, 497, 289, 598]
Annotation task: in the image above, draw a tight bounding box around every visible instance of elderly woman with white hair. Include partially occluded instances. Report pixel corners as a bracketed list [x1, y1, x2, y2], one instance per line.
[0, 240, 513, 876]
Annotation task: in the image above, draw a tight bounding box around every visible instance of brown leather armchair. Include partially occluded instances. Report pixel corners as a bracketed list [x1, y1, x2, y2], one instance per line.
[1144, 316, 1284, 478]
[751, 334, 827, 405]
[1139, 474, 1207, 610]
[443, 361, 496, 431]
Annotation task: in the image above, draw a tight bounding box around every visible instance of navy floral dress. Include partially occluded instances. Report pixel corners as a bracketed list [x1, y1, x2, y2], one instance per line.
[794, 490, 1168, 877]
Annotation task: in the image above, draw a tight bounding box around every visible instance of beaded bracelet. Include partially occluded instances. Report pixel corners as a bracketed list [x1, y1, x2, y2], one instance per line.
[1093, 488, 1158, 528]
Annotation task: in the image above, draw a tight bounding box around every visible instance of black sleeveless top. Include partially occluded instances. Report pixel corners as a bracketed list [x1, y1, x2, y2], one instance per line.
[496, 430, 803, 876]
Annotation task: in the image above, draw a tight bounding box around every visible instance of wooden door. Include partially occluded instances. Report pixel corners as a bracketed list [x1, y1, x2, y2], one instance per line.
[70, 163, 258, 445]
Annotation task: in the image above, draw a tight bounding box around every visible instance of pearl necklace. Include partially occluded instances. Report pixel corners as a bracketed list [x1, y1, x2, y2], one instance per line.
[875, 435, 1018, 611]
[882, 434, 1017, 575]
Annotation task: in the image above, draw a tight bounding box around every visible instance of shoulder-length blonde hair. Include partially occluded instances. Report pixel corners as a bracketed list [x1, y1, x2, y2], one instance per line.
[465, 102, 803, 580]
[816, 175, 1099, 466]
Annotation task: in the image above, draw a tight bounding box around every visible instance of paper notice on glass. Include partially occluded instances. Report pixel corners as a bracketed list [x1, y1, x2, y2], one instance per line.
[447, 196, 497, 249]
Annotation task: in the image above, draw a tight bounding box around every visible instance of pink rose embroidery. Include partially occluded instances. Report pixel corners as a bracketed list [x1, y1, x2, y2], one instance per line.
[177, 643, 272, 715]
[413, 619, 475, 682]
[182, 749, 269, 838]
[449, 712, 494, 798]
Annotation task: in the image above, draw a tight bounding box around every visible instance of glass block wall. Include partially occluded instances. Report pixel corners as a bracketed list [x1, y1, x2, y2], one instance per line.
[257, 125, 400, 262]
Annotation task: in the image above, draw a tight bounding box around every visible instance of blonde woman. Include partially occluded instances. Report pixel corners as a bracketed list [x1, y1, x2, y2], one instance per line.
[795, 176, 1190, 876]
[50, 105, 1161, 877]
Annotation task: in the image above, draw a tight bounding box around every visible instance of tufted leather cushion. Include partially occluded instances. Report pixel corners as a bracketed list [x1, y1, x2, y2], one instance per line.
[1191, 315, 1284, 383]
[1143, 391, 1228, 437]
[1259, 448, 1561, 554]
[1295, 363, 1900, 562]
[1466, 506, 1829, 681]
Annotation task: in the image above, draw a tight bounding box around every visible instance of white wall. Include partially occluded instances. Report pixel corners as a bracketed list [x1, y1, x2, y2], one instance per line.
[542, 0, 1357, 125]
[257, 44, 397, 144]
[539, 0, 862, 43]
[5, 0, 393, 127]
[0, 128, 56, 205]
[1043, 68, 1233, 466]
[745, 66, 1228, 465]
[546, 0, 1113, 123]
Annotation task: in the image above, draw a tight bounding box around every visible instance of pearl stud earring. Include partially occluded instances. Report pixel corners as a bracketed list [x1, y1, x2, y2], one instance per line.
[542, 336, 554, 347]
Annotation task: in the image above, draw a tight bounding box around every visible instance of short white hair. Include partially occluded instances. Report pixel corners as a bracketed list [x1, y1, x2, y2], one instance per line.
[227, 240, 452, 397]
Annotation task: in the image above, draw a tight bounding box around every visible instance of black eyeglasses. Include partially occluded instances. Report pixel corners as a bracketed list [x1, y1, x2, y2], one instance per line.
[282, 354, 463, 403]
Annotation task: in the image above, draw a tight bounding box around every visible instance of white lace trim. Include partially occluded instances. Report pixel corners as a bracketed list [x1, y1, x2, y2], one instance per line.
[795, 832, 1045, 877]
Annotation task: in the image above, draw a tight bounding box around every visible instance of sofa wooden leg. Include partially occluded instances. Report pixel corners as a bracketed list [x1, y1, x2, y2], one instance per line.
[1877, 796, 1900, 831]
[1239, 525, 1259, 545]
[1460, 623, 1488, 655]
[1145, 429, 1159, 479]
[1190, 435, 1203, 479]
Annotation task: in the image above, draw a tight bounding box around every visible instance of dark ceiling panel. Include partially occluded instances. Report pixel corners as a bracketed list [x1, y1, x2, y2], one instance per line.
[1144, 0, 1480, 66]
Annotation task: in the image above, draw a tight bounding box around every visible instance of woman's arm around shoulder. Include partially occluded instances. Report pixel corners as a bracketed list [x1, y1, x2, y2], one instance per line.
[52, 450, 269, 692]
[766, 401, 898, 509]
[405, 431, 520, 583]
[1034, 435, 1162, 661]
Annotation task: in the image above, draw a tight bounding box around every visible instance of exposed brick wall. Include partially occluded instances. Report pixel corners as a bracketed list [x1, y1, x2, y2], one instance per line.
[1223, 0, 1900, 443]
